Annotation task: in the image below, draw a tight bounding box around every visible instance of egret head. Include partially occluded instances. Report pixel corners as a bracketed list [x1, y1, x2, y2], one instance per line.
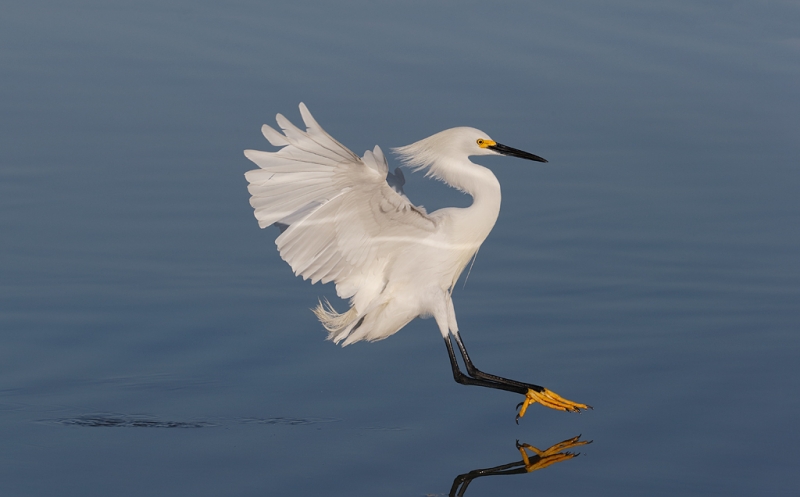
[394, 126, 547, 171]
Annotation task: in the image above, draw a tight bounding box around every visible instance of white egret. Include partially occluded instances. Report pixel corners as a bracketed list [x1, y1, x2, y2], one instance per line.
[244, 103, 590, 420]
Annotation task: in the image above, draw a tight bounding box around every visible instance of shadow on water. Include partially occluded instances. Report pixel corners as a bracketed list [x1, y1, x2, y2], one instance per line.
[448, 435, 592, 497]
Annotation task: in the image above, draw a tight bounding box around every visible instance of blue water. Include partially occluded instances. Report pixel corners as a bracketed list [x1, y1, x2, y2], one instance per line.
[2, 1, 798, 496]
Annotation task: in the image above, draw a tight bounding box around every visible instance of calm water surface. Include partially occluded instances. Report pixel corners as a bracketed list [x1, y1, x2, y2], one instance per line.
[1, 1, 798, 496]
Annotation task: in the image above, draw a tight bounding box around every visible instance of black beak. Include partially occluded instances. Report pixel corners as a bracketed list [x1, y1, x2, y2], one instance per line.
[488, 143, 548, 163]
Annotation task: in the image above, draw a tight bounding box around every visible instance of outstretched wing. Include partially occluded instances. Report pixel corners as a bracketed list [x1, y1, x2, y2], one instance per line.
[244, 103, 437, 310]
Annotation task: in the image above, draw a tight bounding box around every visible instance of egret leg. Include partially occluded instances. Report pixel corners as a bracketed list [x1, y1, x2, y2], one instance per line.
[449, 333, 592, 420]
[444, 337, 526, 394]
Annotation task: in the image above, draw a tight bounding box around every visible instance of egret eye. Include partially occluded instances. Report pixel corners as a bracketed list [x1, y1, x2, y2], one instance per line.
[477, 139, 484, 146]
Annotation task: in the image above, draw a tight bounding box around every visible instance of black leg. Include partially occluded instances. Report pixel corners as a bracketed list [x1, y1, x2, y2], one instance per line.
[444, 332, 592, 418]
[444, 337, 526, 394]
[452, 332, 546, 393]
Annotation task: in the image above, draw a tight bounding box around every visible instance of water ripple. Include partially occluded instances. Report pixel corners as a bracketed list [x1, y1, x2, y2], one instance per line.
[44, 414, 215, 429]
[237, 416, 339, 426]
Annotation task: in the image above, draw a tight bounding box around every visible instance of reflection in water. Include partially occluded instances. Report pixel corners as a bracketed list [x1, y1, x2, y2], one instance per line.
[448, 435, 592, 497]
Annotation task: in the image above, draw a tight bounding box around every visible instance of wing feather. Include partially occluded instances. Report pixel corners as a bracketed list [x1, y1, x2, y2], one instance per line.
[298, 103, 360, 161]
[244, 103, 438, 313]
[260, 124, 290, 146]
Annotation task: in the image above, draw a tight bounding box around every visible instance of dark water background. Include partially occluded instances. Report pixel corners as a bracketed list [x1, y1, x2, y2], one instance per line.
[1, 1, 798, 495]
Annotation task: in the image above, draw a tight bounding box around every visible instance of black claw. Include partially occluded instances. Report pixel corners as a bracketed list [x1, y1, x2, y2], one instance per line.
[516, 401, 524, 409]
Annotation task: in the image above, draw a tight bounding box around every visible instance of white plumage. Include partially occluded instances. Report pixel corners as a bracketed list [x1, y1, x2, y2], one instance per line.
[245, 103, 508, 345]
[243, 103, 592, 419]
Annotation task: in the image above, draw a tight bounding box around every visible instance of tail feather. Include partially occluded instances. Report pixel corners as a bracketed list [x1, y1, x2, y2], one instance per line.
[313, 298, 414, 346]
[312, 298, 360, 344]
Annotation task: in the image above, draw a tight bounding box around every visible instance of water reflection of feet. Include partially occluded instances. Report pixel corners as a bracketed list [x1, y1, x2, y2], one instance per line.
[448, 435, 592, 497]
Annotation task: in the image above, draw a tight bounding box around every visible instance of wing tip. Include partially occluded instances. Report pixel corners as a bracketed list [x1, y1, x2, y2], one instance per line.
[298, 102, 317, 130]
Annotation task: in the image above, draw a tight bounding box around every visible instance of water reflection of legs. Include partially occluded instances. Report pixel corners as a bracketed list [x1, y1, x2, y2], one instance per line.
[448, 435, 591, 497]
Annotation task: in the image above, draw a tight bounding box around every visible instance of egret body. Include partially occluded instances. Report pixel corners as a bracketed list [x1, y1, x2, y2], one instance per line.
[244, 103, 589, 419]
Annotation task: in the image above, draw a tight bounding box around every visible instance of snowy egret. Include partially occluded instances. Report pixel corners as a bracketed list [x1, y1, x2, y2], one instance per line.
[244, 103, 590, 420]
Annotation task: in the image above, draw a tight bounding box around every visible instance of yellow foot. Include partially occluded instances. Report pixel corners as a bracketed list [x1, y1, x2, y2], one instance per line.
[516, 387, 591, 421]
[516, 435, 592, 472]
